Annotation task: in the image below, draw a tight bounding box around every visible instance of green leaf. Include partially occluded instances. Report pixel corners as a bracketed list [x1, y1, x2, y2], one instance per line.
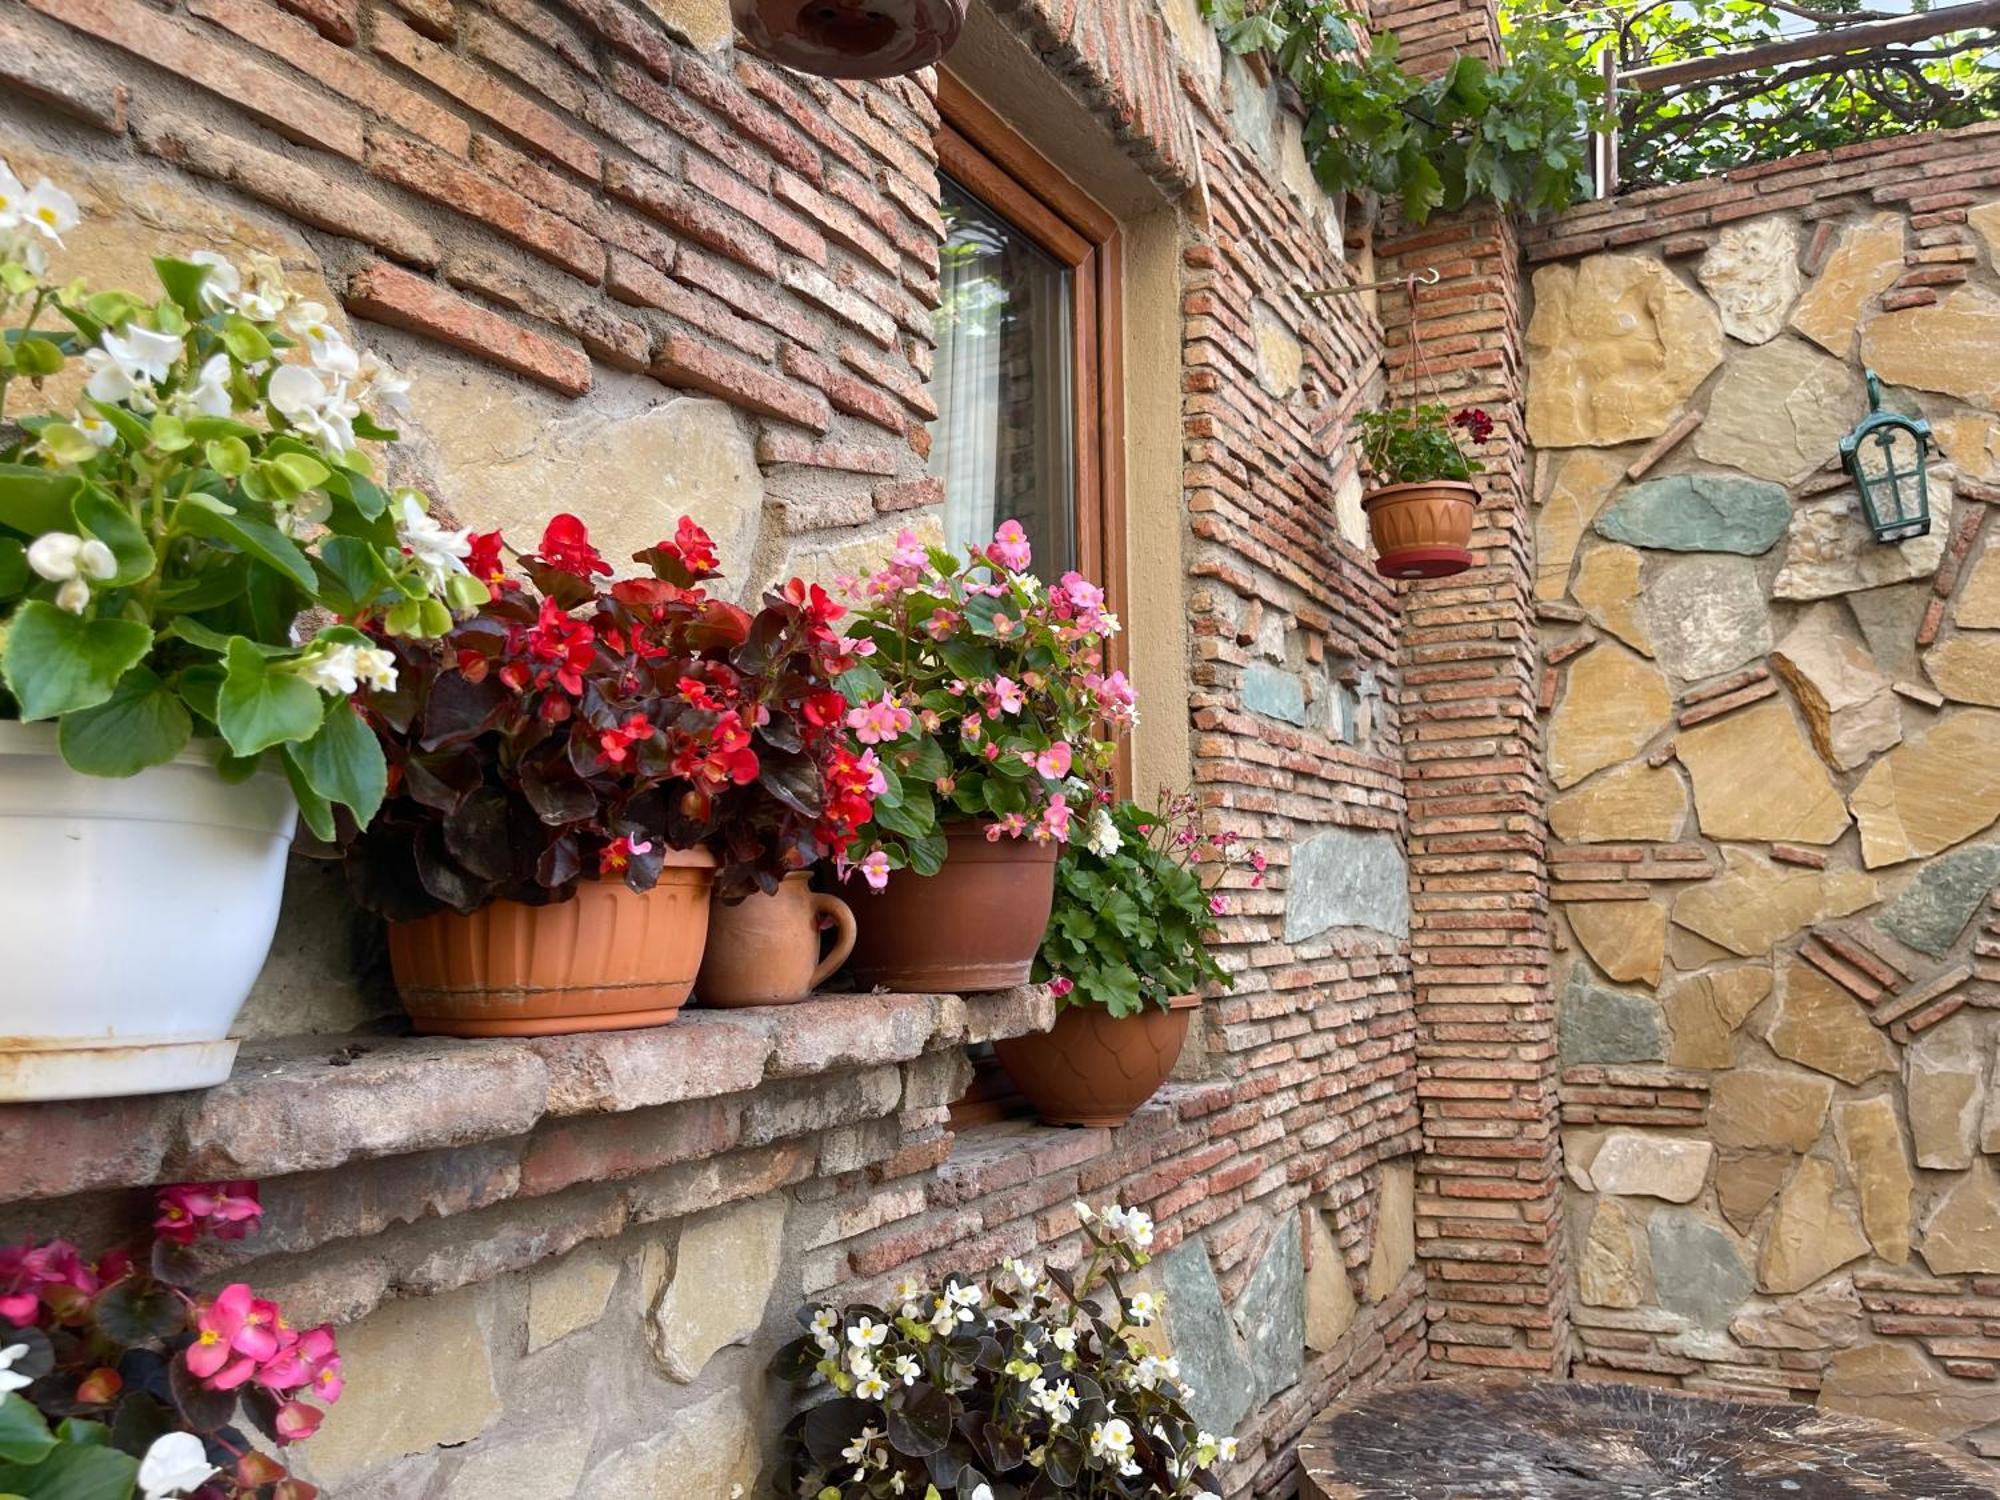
[56, 665, 192, 777]
[220, 314, 271, 365]
[71, 487, 153, 587]
[0, 538, 25, 600]
[85, 401, 148, 452]
[12, 337, 63, 378]
[312, 536, 394, 614]
[174, 496, 317, 592]
[151, 256, 211, 317]
[2, 602, 152, 721]
[0, 1397, 54, 1465]
[280, 746, 336, 842]
[292, 696, 386, 825]
[0, 465, 80, 539]
[0, 1434, 140, 1500]
[162, 616, 284, 658]
[216, 636, 323, 756]
[203, 436, 251, 478]
[271, 451, 329, 493]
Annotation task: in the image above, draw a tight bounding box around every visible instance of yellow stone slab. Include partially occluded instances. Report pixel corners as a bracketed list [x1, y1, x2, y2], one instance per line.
[1549, 645, 1673, 790]
[1675, 700, 1851, 845]
[1671, 847, 1878, 958]
[1849, 709, 2000, 868]
[1550, 761, 1688, 844]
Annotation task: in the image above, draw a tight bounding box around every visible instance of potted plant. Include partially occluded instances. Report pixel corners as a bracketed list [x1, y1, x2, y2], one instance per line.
[775, 1200, 1235, 1497]
[833, 522, 1131, 991]
[0, 1179, 343, 1497]
[0, 161, 463, 1099]
[338, 514, 875, 1034]
[996, 794, 1254, 1127]
[1352, 403, 1491, 579]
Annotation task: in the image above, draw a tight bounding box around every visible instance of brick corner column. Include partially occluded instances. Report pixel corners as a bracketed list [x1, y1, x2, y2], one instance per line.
[1374, 0, 1569, 1380]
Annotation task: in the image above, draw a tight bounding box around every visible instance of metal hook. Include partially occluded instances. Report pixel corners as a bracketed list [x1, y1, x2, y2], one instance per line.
[1298, 266, 1441, 301]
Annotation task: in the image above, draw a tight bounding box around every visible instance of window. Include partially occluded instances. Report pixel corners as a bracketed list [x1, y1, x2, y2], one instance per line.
[930, 79, 1124, 601]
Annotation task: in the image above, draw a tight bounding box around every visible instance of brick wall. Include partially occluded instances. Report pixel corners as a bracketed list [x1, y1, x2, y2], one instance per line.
[0, 0, 1430, 1493]
[1372, 0, 1570, 1380]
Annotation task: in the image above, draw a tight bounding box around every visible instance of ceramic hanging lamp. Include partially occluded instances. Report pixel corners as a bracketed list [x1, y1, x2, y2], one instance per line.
[732, 0, 967, 78]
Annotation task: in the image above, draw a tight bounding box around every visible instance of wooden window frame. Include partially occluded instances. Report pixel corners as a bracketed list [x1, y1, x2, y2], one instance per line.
[935, 75, 1131, 763]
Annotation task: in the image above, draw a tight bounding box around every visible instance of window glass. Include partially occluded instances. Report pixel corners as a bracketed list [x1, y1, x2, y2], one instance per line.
[928, 175, 1077, 580]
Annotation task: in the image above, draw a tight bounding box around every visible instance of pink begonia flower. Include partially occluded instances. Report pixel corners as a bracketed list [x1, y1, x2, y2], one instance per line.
[986, 520, 1031, 572]
[154, 1182, 263, 1246]
[186, 1285, 260, 1388]
[1059, 572, 1105, 613]
[988, 677, 1025, 716]
[860, 851, 892, 891]
[1209, 895, 1229, 917]
[991, 613, 1016, 639]
[854, 748, 888, 797]
[924, 609, 961, 641]
[1048, 977, 1075, 998]
[1037, 794, 1073, 844]
[982, 742, 1001, 762]
[986, 813, 1030, 841]
[0, 1240, 105, 1326]
[1030, 743, 1073, 779]
[889, 529, 927, 570]
[846, 695, 913, 745]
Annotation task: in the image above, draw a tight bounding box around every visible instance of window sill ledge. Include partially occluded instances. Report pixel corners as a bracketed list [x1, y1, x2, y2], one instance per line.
[0, 987, 1056, 1205]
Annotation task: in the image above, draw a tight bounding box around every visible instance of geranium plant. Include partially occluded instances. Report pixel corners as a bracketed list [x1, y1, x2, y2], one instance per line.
[0, 1180, 340, 1499]
[1352, 404, 1491, 488]
[0, 158, 472, 830]
[337, 513, 873, 917]
[835, 522, 1133, 886]
[776, 1201, 1234, 1498]
[1035, 794, 1260, 1017]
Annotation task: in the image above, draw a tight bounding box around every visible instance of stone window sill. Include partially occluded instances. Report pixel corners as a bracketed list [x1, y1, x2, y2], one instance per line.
[0, 987, 1056, 1206]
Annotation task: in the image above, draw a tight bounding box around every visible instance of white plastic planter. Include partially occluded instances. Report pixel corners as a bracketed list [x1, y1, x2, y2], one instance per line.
[0, 721, 296, 1101]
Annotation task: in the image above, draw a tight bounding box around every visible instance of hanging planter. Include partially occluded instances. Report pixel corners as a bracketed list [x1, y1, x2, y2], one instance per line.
[1362, 479, 1479, 579]
[697, 872, 856, 1007]
[731, 0, 967, 79]
[1352, 403, 1490, 581]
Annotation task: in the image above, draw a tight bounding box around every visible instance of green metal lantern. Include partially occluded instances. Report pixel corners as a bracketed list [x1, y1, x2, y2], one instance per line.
[1840, 370, 1933, 544]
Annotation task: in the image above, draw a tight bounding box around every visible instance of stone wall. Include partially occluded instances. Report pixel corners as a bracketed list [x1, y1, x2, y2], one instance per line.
[0, 0, 1427, 1494]
[1521, 126, 2000, 1457]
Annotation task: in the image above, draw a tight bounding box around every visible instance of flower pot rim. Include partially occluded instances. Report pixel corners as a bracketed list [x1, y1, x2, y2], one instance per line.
[1361, 479, 1481, 510]
[0, 718, 289, 782]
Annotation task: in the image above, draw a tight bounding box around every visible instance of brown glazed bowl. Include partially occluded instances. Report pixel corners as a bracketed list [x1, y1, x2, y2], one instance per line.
[840, 825, 1057, 993]
[1362, 479, 1478, 579]
[698, 872, 857, 1007]
[729, 0, 967, 80]
[387, 849, 716, 1037]
[994, 993, 1200, 1128]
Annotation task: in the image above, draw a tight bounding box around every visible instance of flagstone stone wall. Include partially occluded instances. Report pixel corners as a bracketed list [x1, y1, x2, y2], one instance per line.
[1521, 126, 2000, 1459]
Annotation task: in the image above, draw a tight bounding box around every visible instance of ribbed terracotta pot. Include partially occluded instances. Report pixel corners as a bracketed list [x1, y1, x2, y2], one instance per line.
[1362, 480, 1478, 580]
[387, 849, 716, 1037]
[841, 826, 1057, 993]
[994, 993, 1200, 1128]
[698, 872, 857, 1007]
[730, 0, 966, 79]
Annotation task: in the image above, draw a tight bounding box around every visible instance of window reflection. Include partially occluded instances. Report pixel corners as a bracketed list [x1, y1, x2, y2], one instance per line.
[928, 176, 1077, 579]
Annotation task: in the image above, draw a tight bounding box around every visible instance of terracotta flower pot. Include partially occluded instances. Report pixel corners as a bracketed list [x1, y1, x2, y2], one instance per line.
[698, 872, 858, 1007]
[387, 849, 716, 1037]
[841, 826, 1057, 993]
[1362, 480, 1479, 580]
[730, 0, 966, 79]
[994, 993, 1201, 1128]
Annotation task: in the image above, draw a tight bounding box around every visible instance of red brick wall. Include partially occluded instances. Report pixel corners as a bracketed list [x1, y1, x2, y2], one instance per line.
[1375, 0, 1570, 1379]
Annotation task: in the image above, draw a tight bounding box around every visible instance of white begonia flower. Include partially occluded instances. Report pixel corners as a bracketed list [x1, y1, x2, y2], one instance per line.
[285, 302, 359, 378]
[1089, 1417, 1135, 1462]
[356, 349, 412, 417]
[970, 1486, 995, 1500]
[0, 1342, 32, 1395]
[810, 1308, 838, 1338]
[0, 163, 78, 247]
[84, 324, 182, 408]
[1073, 1201, 1095, 1223]
[75, 410, 117, 449]
[1051, 1324, 1078, 1353]
[187, 352, 234, 419]
[298, 642, 398, 698]
[189, 250, 242, 311]
[27, 531, 114, 586]
[266, 363, 359, 454]
[947, 1281, 981, 1309]
[235, 253, 290, 322]
[839, 1426, 885, 1468]
[846, 1316, 888, 1350]
[392, 492, 472, 593]
[855, 1373, 888, 1402]
[1126, 1292, 1158, 1326]
[137, 1431, 216, 1499]
[1085, 804, 1122, 858]
[890, 1353, 919, 1386]
[274, 488, 333, 542]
